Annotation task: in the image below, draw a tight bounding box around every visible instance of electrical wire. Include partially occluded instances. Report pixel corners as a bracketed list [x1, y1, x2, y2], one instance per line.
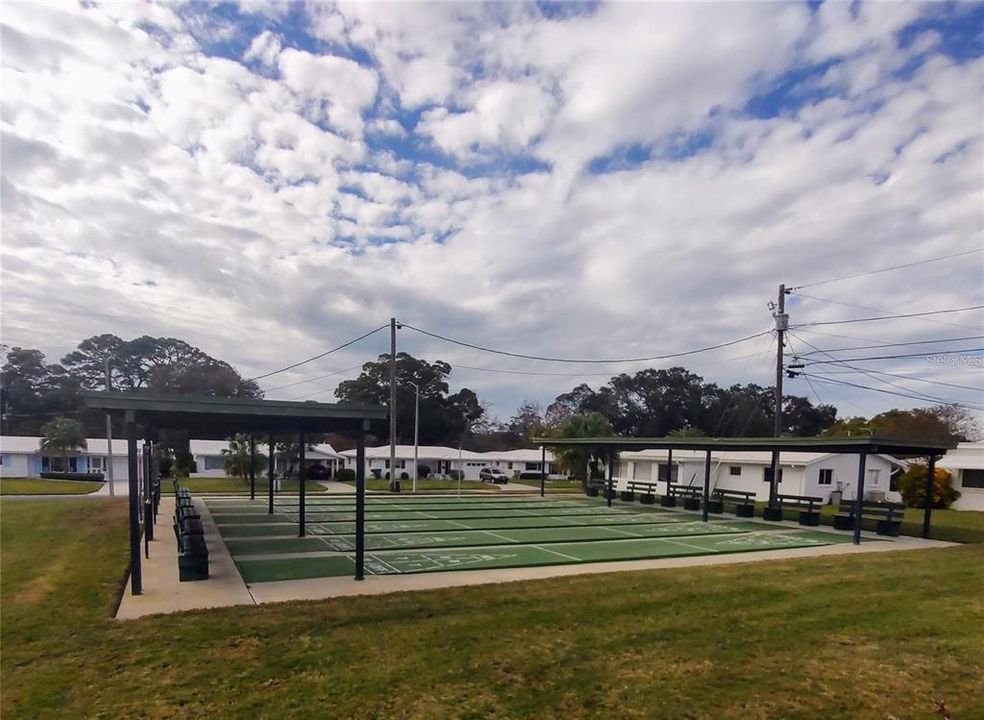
[790, 247, 984, 290]
[399, 323, 773, 364]
[800, 373, 984, 410]
[790, 291, 983, 332]
[247, 324, 388, 382]
[800, 348, 982, 365]
[264, 365, 366, 393]
[805, 367, 984, 393]
[796, 334, 984, 356]
[791, 304, 984, 329]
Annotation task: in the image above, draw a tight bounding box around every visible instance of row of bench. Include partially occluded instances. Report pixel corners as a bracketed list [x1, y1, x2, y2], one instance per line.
[586, 479, 904, 536]
[173, 482, 209, 581]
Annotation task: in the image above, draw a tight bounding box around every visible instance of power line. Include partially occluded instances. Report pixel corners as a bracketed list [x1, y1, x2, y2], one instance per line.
[399, 323, 773, 364]
[792, 304, 984, 328]
[801, 373, 984, 411]
[800, 347, 982, 365]
[806, 367, 984, 393]
[247, 325, 388, 382]
[789, 332, 976, 407]
[791, 291, 983, 332]
[797, 334, 984, 356]
[790, 247, 984, 290]
[264, 365, 366, 393]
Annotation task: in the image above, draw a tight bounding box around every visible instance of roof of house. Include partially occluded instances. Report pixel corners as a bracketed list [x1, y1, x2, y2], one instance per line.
[534, 435, 954, 456]
[188, 439, 342, 460]
[619, 449, 905, 467]
[0, 436, 343, 461]
[338, 445, 489, 461]
[937, 441, 984, 471]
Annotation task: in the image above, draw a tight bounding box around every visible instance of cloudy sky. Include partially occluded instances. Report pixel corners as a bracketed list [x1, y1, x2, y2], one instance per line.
[2, 1, 982, 424]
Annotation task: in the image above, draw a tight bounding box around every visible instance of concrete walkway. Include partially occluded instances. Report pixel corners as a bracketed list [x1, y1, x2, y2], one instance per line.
[317, 480, 356, 493]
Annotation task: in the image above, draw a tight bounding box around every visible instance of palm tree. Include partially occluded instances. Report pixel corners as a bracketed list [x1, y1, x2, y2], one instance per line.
[222, 434, 266, 481]
[551, 412, 617, 491]
[39, 417, 87, 473]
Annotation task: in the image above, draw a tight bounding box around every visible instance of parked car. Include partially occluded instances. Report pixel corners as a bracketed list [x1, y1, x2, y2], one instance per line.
[479, 467, 509, 484]
[306, 463, 330, 480]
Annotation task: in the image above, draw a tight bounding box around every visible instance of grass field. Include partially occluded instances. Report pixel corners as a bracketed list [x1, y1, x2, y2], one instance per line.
[0, 477, 103, 495]
[2, 499, 982, 719]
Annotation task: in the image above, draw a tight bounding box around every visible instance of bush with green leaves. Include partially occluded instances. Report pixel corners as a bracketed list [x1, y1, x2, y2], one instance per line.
[335, 468, 355, 482]
[418, 464, 431, 478]
[898, 464, 960, 509]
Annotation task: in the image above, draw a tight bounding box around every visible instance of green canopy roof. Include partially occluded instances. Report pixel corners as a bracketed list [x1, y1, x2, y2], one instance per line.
[84, 391, 387, 439]
[532, 435, 954, 456]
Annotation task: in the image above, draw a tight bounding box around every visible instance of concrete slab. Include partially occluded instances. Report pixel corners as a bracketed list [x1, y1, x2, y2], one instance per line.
[115, 496, 255, 620]
[247, 533, 955, 605]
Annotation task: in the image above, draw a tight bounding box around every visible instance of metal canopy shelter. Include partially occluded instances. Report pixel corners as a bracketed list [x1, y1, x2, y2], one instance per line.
[533, 435, 955, 545]
[84, 392, 388, 596]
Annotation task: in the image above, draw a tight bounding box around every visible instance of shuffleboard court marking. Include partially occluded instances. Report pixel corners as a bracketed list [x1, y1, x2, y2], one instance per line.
[482, 530, 522, 544]
[597, 525, 646, 538]
[660, 536, 723, 554]
[532, 545, 582, 562]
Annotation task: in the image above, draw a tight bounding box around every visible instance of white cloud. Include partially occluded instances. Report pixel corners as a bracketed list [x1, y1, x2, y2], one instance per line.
[1, 1, 981, 424]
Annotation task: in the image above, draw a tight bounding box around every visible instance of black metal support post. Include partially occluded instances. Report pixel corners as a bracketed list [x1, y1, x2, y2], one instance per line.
[355, 427, 366, 581]
[249, 434, 256, 501]
[702, 450, 711, 522]
[126, 417, 142, 595]
[666, 448, 673, 488]
[268, 433, 275, 514]
[606, 451, 614, 508]
[298, 433, 306, 537]
[143, 441, 153, 553]
[540, 445, 546, 497]
[922, 454, 937, 539]
[152, 441, 161, 520]
[853, 451, 868, 545]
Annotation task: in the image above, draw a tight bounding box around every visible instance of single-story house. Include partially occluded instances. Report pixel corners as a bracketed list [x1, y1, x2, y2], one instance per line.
[0, 435, 130, 480]
[338, 445, 565, 481]
[189, 440, 344, 478]
[938, 441, 984, 511]
[617, 449, 905, 503]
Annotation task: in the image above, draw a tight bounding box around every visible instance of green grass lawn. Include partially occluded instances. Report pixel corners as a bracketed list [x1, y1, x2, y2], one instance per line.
[2, 500, 983, 718]
[175, 477, 326, 494]
[0, 477, 103, 495]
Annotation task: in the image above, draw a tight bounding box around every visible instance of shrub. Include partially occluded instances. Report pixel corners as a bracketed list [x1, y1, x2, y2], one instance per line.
[447, 470, 463, 481]
[898, 464, 960, 509]
[418, 464, 431, 478]
[335, 468, 356, 482]
[400, 471, 409, 480]
[40, 472, 104, 482]
[518, 471, 546, 481]
[384, 472, 390, 480]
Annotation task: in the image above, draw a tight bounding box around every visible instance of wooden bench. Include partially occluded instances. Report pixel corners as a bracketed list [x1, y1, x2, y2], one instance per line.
[712, 489, 756, 517]
[626, 480, 659, 504]
[666, 483, 702, 511]
[171, 492, 209, 581]
[774, 493, 824, 526]
[834, 499, 905, 536]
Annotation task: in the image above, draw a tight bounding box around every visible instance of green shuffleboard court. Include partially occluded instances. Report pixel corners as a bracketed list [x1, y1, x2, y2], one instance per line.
[204, 494, 872, 584]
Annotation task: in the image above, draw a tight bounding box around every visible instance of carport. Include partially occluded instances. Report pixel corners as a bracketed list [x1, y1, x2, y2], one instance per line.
[534, 435, 955, 544]
[84, 392, 387, 595]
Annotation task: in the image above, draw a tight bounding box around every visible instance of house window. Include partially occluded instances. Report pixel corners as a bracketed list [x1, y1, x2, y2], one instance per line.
[818, 469, 833, 486]
[203, 456, 225, 471]
[42, 457, 74, 472]
[508, 462, 513, 470]
[729, 466, 742, 476]
[867, 469, 881, 486]
[525, 462, 540, 471]
[657, 464, 678, 482]
[763, 467, 783, 483]
[89, 456, 105, 472]
[963, 469, 984, 489]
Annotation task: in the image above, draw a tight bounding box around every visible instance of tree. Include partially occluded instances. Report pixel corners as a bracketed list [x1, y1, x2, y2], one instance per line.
[824, 416, 873, 438]
[38, 417, 87, 472]
[782, 395, 838, 436]
[1, 348, 81, 434]
[334, 353, 485, 446]
[506, 401, 545, 447]
[898, 464, 960, 509]
[222, 434, 267, 480]
[551, 412, 616, 490]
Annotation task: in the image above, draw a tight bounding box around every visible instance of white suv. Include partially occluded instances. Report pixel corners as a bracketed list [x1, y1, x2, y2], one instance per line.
[479, 467, 510, 484]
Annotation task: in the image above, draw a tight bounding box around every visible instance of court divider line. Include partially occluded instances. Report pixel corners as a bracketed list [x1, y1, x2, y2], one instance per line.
[532, 545, 583, 562]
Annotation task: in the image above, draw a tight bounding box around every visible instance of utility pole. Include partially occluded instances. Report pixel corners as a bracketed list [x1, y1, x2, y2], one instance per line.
[409, 381, 420, 494]
[104, 357, 115, 497]
[389, 317, 398, 492]
[769, 284, 789, 508]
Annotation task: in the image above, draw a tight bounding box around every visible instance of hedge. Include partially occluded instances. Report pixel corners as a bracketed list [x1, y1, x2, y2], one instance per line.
[335, 468, 356, 482]
[40, 472, 105, 482]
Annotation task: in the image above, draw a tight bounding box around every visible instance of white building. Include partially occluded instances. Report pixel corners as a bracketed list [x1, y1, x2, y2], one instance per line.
[0, 435, 129, 480]
[617, 449, 904, 503]
[189, 440, 344, 478]
[338, 445, 565, 481]
[938, 442, 984, 511]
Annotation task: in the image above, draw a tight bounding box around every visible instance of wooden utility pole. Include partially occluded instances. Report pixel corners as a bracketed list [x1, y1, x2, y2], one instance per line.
[769, 284, 789, 508]
[389, 317, 398, 492]
[104, 358, 115, 497]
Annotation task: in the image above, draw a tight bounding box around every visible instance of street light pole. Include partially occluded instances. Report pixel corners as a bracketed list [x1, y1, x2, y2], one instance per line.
[409, 381, 420, 494]
[104, 357, 115, 497]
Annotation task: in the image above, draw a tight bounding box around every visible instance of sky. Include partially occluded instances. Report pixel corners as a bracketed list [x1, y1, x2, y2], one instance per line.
[2, 1, 982, 427]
